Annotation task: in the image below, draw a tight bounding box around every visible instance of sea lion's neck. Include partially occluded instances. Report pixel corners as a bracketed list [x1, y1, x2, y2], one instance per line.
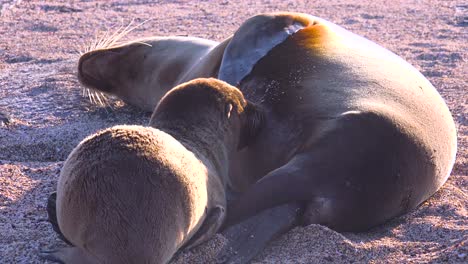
[156, 121, 231, 186]
[149, 37, 225, 91]
[177, 38, 231, 84]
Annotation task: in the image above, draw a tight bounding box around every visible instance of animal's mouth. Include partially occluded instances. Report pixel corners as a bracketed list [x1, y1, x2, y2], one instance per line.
[77, 49, 115, 93]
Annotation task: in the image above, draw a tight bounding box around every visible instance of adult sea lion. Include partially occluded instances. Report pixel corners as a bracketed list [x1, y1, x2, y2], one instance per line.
[76, 12, 457, 263]
[43, 78, 261, 264]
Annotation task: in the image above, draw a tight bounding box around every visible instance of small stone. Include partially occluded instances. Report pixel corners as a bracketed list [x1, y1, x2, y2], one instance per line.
[457, 252, 466, 259]
[0, 111, 11, 126]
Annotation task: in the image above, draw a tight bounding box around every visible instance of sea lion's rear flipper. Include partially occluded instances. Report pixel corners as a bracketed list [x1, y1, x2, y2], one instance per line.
[47, 192, 73, 246]
[218, 13, 308, 86]
[40, 247, 97, 264]
[183, 205, 226, 250]
[39, 248, 65, 263]
[216, 203, 301, 264]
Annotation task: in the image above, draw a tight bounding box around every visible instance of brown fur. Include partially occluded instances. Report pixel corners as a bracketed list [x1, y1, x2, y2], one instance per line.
[48, 79, 257, 263]
[56, 126, 207, 263]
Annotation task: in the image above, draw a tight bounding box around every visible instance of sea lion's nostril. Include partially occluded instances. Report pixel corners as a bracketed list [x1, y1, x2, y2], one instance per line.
[80, 57, 97, 81]
[77, 52, 96, 85]
[77, 51, 115, 92]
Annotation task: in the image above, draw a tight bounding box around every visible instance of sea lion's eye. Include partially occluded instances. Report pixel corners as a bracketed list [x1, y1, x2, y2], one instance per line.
[225, 103, 233, 119]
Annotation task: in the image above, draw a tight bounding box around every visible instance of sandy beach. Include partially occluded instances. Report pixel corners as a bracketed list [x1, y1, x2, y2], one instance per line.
[0, 1, 466, 263]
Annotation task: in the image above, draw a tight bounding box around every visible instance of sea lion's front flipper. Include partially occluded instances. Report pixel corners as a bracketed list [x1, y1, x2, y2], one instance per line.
[183, 205, 226, 250]
[218, 13, 308, 86]
[216, 203, 302, 264]
[46, 192, 73, 246]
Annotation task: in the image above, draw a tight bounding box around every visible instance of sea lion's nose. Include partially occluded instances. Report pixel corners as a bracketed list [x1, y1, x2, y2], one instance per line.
[77, 50, 118, 93]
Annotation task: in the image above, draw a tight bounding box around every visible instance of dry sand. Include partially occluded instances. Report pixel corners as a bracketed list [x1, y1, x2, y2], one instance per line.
[0, 0, 466, 263]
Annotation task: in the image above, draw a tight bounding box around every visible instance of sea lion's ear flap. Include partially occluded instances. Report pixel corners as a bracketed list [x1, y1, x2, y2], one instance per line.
[218, 13, 307, 86]
[225, 103, 233, 119]
[238, 102, 264, 150]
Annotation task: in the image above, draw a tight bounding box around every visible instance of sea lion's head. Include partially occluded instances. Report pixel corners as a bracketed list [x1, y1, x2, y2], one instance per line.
[77, 37, 219, 112]
[150, 78, 262, 153]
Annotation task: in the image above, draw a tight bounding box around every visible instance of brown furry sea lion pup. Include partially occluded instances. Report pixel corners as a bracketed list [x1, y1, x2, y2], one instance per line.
[43, 78, 261, 264]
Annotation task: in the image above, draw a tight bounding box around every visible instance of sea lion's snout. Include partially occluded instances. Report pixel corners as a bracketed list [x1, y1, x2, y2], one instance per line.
[77, 49, 121, 93]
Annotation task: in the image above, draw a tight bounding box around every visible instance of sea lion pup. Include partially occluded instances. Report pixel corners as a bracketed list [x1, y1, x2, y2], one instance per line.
[76, 12, 457, 263]
[43, 78, 259, 264]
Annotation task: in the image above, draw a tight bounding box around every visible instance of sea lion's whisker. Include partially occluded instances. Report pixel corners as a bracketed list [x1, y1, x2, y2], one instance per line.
[100, 23, 126, 49]
[72, 46, 82, 57]
[86, 89, 92, 103]
[91, 91, 99, 105]
[90, 33, 101, 52]
[99, 93, 113, 109]
[84, 37, 95, 53]
[82, 41, 91, 54]
[71, 42, 83, 57]
[80, 18, 154, 56]
[107, 19, 152, 49]
[133, 41, 152, 47]
[95, 31, 106, 50]
[96, 30, 111, 50]
[89, 91, 95, 104]
[88, 89, 93, 104]
[106, 20, 135, 48]
[119, 19, 152, 41]
[72, 44, 85, 57]
[95, 92, 105, 106]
